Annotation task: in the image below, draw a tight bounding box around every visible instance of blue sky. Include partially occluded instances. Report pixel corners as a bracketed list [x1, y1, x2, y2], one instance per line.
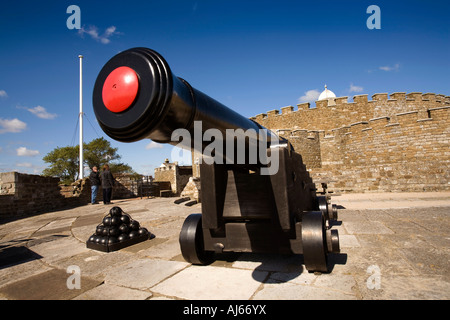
[0, 0, 449, 177]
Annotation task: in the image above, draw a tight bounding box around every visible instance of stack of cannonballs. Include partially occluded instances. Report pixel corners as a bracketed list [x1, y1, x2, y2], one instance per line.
[86, 206, 153, 252]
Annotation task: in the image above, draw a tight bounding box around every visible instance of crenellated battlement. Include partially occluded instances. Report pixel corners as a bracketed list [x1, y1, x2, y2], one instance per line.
[318, 106, 449, 139]
[251, 91, 450, 193]
[253, 91, 449, 121]
[314, 106, 449, 192]
[253, 91, 449, 134]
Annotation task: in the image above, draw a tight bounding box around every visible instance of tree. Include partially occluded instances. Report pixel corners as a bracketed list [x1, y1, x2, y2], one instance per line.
[42, 145, 79, 184]
[84, 138, 121, 169]
[42, 137, 136, 183]
[109, 162, 135, 175]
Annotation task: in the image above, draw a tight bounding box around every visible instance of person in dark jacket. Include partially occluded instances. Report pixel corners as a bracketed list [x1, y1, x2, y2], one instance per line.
[89, 166, 101, 204]
[101, 164, 115, 204]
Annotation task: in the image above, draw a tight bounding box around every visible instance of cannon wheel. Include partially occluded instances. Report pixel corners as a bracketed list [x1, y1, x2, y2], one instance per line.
[301, 211, 329, 273]
[179, 214, 214, 265]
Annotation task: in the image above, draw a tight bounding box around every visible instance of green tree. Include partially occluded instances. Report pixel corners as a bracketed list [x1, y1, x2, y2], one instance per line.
[109, 162, 135, 174]
[84, 137, 121, 169]
[42, 145, 79, 184]
[42, 137, 136, 183]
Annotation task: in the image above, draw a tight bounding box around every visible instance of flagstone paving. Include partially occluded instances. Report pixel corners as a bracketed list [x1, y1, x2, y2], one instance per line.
[0, 192, 449, 300]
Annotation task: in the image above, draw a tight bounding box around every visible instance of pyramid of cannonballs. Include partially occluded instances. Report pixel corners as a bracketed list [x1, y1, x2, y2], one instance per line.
[86, 206, 153, 252]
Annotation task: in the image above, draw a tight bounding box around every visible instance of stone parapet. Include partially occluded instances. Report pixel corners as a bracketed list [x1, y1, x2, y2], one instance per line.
[252, 92, 449, 193]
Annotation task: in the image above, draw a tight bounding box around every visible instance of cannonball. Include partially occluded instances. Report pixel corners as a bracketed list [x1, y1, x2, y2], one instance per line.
[108, 227, 120, 237]
[100, 237, 108, 245]
[96, 225, 104, 236]
[108, 236, 118, 245]
[129, 230, 139, 239]
[130, 220, 140, 231]
[109, 206, 123, 217]
[111, 216, 121, 226]
[120, 214, 131, 225]
[88, 235, 96, 242]
[103, 216, 112, 226]
[102, 227, 110, 236]
[119, 223, 129, 234]
[118, 233, 129, 242]
[94, 236, 102, 244]
[138, 228, 149, 236]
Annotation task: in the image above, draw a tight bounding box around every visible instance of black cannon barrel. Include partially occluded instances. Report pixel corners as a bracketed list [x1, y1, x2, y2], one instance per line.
[93, 48, 284, 156]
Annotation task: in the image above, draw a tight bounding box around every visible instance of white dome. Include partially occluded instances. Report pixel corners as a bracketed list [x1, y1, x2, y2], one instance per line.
[318, 85, 336, 100]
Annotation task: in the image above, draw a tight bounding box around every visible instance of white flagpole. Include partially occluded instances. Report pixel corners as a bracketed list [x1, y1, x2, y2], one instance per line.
[78, 55, 84, 180]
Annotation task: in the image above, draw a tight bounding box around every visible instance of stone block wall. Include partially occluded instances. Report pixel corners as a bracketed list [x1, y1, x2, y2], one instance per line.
[254, 92, 449, 133]
[0, 172, 81, 218]
[312, 107, 449, 192]
[276, 129, 322, 168]
[0, 172, 161, 219]
[253, 92, 450, 193]
[154, 160, 193, 196]
[180, 177, 201, 202]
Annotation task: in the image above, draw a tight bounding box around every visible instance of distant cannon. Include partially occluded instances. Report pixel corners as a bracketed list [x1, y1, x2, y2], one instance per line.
[93, 47, 339, 272]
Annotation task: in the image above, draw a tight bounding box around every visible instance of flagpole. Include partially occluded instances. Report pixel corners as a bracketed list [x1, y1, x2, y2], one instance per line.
[78, 54, 84, 180]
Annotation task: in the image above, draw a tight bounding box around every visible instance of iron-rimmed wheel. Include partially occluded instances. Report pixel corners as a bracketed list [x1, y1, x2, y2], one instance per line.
[317, 196, 330, 220]
[179, 214, 214, 265]
[317, 196, 338, 223]
[301, 211, 329, 273]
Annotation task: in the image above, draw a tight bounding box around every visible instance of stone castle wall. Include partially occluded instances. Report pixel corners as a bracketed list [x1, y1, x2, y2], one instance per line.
[154, 161, 193, 196]
[253, 92, 449, 132]
[252, 92, 450, 193]
[0, 172, 84, 218]
[0, 172, 159, 219]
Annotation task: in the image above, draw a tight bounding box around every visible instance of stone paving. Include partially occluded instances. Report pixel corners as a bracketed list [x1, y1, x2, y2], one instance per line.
[0, 192, 449, 300]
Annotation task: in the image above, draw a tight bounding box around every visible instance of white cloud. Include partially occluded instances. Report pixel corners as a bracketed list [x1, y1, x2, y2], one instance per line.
[0, 118, 27, 134]
[146, 141, 164, 150]
[104, 26, 117, 38]
[379, 63, 400, 72]
[16, 147, 39, 157]
[16, 162, 33, 168]
[349, 83, 364, 93]
[14, 162, 44, 174]
[0, 90, 7, 98]
[298, 89, 321, 103]
[21, 105, 58, 120]
[78, 25, 120, 44]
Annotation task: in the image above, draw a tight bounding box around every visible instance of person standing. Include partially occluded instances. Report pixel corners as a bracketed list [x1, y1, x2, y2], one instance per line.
[101, 164, 115, 204]
[89, 166, 101, 204]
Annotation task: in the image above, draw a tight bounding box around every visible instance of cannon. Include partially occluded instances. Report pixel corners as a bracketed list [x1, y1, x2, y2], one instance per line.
[93, 47, 340, 272]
